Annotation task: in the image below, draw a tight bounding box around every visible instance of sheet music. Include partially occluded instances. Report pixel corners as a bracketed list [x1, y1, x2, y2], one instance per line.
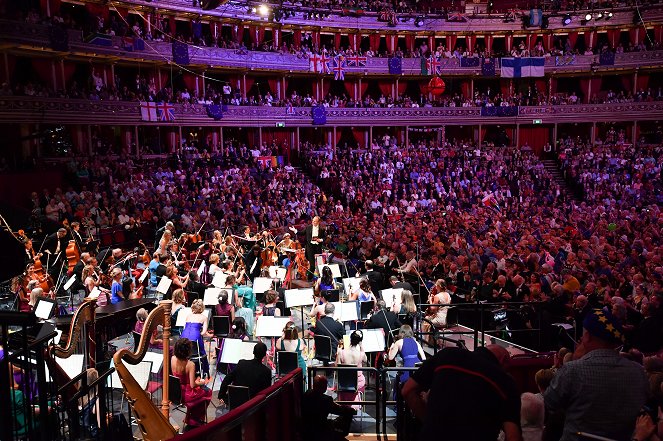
[284, 288, 315, 308]
[331, 301, 359, 322]
[138, 268, 149, 284]
[318, 263, 341, 278]
[175, 307, 211, 327]
[156, 276, 172, 294]
[88, 287, 100, 300]
[142, 352, 164, 373]
[197, 261, 206, 278]
[219, 339, 257, 364]
[255, 316, 291, 337]
[347, 328, 385, 353]
[342, 277, 363, 296]
[380, 288, 403, 309]
[63, 274, 77, 290]
[211, 271, 229, 288]
[268, 266, 287, 281]
[109, 360, 152, 390]
[34, 299, 56, 320]
[252, 277, 274, 294]
[203, 287, 221, 306]
[56, 353, 85, 379]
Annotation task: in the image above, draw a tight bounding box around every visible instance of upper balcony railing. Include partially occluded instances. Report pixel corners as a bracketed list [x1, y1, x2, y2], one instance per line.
[3, 19, 663, 76]
[2, 96, 663, 126]
[124, 0, 663, 33]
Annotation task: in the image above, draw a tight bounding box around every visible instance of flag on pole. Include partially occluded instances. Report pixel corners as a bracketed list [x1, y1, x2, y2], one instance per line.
[140, 101, 158, 121]
[156, 102, 176, 121]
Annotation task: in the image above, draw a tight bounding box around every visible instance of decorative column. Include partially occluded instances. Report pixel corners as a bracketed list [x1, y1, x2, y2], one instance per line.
[219, 127, 224, 154]
[515, 124, 520, 147]
[478, 123, 482, 146]
[87, 125, 93, 155]
[135, 126, 140, 156]
[369, 126, 373, 148]
[590, 122, 596, 145]
[51, 60, 57, 90]
[242, 74, 247, 99]
[405, 126, 409, 147]
[633, 69, 638, 94]
[632, 121, 637, 145]
[333, 126, 337, 152]
[258, 127, 263, 147]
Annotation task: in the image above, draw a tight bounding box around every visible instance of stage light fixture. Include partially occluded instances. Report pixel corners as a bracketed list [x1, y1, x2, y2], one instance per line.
[606, 11, 613, 19]
[414, 16, 424, 27]
[251, 7, 257, 13]
[258, 4, 270, 16]
[596, 11, 603, 19]
[562, 14, 572, 25]
[585, 12, 592, 21]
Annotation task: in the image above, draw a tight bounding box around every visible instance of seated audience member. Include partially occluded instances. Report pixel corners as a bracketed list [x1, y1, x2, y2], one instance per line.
[520, 392, 544, 441]
[301, 375, 356, 441]
[218, 342, 272, 402]
[171, 338, 212, 429]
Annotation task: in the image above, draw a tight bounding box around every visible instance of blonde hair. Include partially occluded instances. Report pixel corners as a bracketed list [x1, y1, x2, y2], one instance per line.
[173, 289, 186, 305]
[209, 254, 220, 265]
[401, 290, 416, 313]
[191, 298, 204, 314]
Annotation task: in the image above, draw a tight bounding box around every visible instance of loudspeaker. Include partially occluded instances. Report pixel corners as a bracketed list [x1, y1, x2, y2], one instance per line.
[200, 0, 223, 10]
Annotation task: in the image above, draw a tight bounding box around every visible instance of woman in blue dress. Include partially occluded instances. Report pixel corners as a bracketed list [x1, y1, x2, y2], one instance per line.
[180, 299, 211, 377]
[387, 324, 425, 384]
[275, 321, 307, 383]
[315, 265, 336, 293]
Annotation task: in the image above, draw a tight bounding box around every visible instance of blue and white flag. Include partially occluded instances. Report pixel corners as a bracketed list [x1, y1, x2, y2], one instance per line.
[500, 57, 545, 78]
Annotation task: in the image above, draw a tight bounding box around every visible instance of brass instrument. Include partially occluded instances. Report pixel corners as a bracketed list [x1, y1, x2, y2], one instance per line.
[45, 299, 96, 416]
[113, 301, 176, 441]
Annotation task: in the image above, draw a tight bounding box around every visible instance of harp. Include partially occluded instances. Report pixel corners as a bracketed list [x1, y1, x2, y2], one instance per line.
[45, 298, 96, 402]
[113, 300, 177, 441]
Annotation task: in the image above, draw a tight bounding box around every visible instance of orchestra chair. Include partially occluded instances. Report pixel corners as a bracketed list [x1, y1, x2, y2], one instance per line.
[337, 364, 364, 429]
[276, 351, 298, 377]
[168, 374, 187, 419]
[313, 335, 332, 366]
[209, 315, 231, 364]
[132, 331, 141, 352]
[227, 385, 251, 410]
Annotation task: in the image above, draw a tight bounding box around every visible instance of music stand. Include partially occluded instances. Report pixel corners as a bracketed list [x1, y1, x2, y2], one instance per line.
[359, 301, 374, 320]
[284, 288, 315, 333]
[321, 289, 340, 302]
[380, 288, 403, 308]
[211, 271, 229, 288]
[34, 297, 57, 320]
[255, 316, 291, 338]
[348, 328, 386, 353]
[331, 301, 359, 323]
[252, 277, 274, 295]
[203, 287, 221, 306]
[342, 277, 363, 297]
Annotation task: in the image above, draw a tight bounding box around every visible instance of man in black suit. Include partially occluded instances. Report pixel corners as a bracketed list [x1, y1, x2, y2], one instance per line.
[361, 260, 384, 296]
[153, 221, 175, 250]
[305, 216, 326, 279]
[366, 300, 401, 346]
[244, 245, 262, 282]
[309, 303, 345, 359]
[383, 252, 399, 279]
[218, 342, 272, 401]
[302, 375, 356, 441]
[389, 275, 415, 293]
[185, 270, 206, 305]
[41, 228, 69, 275]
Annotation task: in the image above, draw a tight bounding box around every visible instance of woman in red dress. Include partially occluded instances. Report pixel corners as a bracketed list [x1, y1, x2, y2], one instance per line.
[170, 338, 212, 428]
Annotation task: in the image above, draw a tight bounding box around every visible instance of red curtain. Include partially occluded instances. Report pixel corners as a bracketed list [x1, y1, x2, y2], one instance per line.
[534, 79, 546, 93]
[359, 81, 368, 98]
[352, 128, 364, 146]
[500, 80, 510, 97]
[182, 73, 196, 92]
[398, 81, 407, 96]
[86, 3, 109, 22]
[461, 81, 470, 99]
[447, 35, 456, 50]
[258, 27, 265, 45]
[568, 32, 578, 49]
[405, 34, 414, 52]
[344, 80, 355, 98]
[267, 78, 279, 97]
[266, 129, 289, 144]
[115, 6, 129, 18]
[249, 26, 256, 44]
[607, 29, 619, 47]
[519, 127, 549, 155]
[334, 33, 341, 49]
[244, 76, 255, 97]
[637, 73, 649, 91]
[32, 59, 53, 86]
[335, 129, 342, 146]
[591, 78, 601, 98]
[40, 0, 61, 16]
[578, 78, 590, 101]
[313, 31, 320, 47]
[322, 79, 331, 98]
[630, 28, 639, 45]
[419, 80, 428, 94]
[370, 34, 380, 51]
[386, 35, 395, 53]
[232, 25, 239, 42]
[621, 75, 633, 93]
[169, 17, 176, 36]
[294, 30, 302, 47]
[378, 80, 391, 97]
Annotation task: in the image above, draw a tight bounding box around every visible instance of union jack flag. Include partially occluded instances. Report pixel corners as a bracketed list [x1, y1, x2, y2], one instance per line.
[427, 56, 441, 75]
[346, 54, 367, 67]
[332, 56, 346, 81]
[157, 102, 175, 122]
[447, 11, 467, 22]
[320, 53, 333, 74]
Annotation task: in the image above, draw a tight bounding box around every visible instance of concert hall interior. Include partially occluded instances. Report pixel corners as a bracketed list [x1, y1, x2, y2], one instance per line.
[1, 0, 663, 439]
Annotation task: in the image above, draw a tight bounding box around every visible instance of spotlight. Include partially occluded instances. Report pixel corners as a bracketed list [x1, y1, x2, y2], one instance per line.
[596, 11, 603, 19]
[414, 16, 424, 27]
[606, 11, 613, 19]
[251, 7, 257, 13]
[585, 12, 592, 21]
[562, 14, 572, 26]
[258, 4, 269, 16]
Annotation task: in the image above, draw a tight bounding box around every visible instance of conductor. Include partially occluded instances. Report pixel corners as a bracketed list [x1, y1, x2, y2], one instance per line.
[305, 216, 326, 280]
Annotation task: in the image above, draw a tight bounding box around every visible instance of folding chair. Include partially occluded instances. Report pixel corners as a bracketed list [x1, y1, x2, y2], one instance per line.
[276, 351, 298, 376]
[313, 335, 332, 365]
[168, 375, 186, 415]
[132, 331, 142, 352]
[209, 315, 231, 361]
[227, 385, 251, 410]
[337, 364, 363, 430]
